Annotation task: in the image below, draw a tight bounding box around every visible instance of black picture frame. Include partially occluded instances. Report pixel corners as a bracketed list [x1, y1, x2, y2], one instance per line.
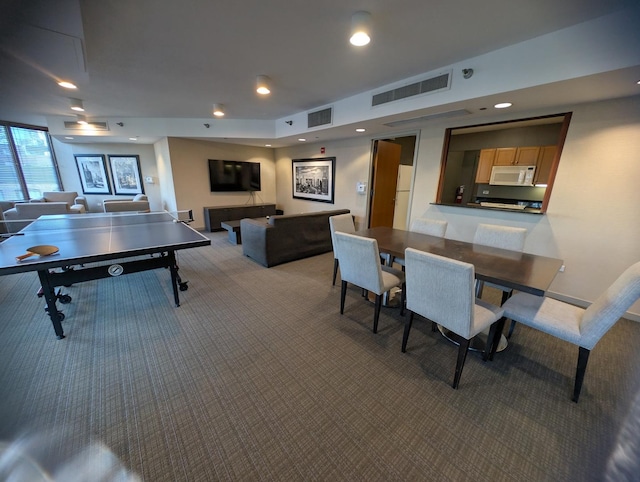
[292, 157, 335, 204]
[74, 154, 111, 194]
[108, 155, 145, 195]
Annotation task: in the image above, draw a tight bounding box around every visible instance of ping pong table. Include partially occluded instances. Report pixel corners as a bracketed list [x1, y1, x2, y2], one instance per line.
[0, 211, 211, 339]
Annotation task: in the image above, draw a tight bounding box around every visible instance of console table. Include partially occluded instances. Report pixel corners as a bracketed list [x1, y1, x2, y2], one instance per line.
[203, 203, 276, 232]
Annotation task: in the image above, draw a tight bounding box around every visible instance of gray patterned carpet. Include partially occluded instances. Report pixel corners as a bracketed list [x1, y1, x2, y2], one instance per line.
[1, 231, 639, 481]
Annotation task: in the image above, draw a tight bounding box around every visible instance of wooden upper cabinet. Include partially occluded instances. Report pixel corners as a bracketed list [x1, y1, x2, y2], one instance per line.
[475, 149, 496, 183]
[493, 147, 517, 165]
[515, 146, 540, 165]
[534, 145, 557, 185]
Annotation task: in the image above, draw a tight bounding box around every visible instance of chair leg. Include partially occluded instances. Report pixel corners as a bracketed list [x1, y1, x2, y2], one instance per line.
[399, 282, 406, 316]
[373, 294, 382, 333]
[453, 338, 471, 389]
[340, 280, 347, 314]
[484, 317, 506, 361]
[402, 312, 414, 352]
[572, 347, 590, 403]
[475, 280, 485, 298]
[506, 320, 517, 339]
[332, 258, 339, 286]
[487, 317, 506, 361]
[431, 321, 437, 332]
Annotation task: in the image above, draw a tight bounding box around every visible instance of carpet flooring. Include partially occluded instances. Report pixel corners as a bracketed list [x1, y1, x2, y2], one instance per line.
[1, 231, 639, 481]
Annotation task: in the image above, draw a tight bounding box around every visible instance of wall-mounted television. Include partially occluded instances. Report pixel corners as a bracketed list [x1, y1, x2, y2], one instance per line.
[208, 159, 261, 192]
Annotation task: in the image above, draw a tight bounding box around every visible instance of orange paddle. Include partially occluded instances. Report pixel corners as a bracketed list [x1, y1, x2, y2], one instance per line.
[15, 245, 59, 261]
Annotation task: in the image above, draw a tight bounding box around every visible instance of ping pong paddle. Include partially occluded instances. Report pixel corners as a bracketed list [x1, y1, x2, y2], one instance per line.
[15, 245, 59, 261]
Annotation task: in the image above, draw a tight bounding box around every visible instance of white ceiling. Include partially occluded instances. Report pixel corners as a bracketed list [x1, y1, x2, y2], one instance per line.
[1, 0, 639, 147]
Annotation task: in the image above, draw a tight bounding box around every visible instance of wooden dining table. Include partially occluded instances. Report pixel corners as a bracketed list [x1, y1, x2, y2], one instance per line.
[357, 226, 564, 351]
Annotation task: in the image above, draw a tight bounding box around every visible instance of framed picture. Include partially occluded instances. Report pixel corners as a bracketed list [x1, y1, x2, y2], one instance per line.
[292, 157, 335, 203]
[74, 154, 111, 194]
[108, 155, 144, 195]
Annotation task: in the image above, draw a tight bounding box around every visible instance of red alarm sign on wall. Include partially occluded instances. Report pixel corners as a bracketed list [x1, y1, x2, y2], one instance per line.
[321, 147, 325, 154]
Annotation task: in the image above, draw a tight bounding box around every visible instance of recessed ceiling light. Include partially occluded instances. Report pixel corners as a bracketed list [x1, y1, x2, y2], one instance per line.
[494, 102, 512, 109]
[256, 75, 271, 95]
[350, 11, 371, 46]
[298, 138, 306, 142]
[129, 137, 138, 141]
[64, 136, 74, 140]
[69, 98, 84, 112]
[212, 103, 225, 117]
[265, 144, 272, 147]
[355, 128, 366, 132]
[58, 81, 77, 89]
[76, 114, 88, 125]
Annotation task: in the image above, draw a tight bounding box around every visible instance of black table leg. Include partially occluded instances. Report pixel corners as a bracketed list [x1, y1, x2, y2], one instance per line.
[37, 270, 65, 339]
[168, 251, 180, 307]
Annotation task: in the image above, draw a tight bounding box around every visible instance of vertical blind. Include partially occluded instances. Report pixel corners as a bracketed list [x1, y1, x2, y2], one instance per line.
[0, 124, 61, 201]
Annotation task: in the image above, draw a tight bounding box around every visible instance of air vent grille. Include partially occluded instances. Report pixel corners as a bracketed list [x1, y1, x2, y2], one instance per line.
[308, 107, 332, 128]
[372, 72, 450, 106]
[64, 121, 109, 130]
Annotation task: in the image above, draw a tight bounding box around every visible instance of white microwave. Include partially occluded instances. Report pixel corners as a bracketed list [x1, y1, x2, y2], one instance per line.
[489, 165, 536, 186]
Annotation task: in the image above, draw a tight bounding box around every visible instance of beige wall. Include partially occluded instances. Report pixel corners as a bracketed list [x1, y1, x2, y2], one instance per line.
[52, 140, 160, 212]
[165, 138, 277, 229]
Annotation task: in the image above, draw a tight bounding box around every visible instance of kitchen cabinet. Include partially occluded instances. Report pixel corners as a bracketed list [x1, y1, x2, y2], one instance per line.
[475, 149, 495, 183]
[515, 146, 540, 165]
[493, 147, 517, 166]
[534, 145, 557, 185]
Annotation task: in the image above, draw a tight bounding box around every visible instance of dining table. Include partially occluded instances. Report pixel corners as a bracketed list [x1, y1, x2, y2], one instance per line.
[357, 226, 564, 351]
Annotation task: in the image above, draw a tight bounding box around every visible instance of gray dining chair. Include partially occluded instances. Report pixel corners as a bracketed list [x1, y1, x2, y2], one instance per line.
[329, 214, 386, 286]
[473, 223, 527, 337]
[493, 261, 640, 402]
[402, 247, 505, 389]
[333, 231, 405, 333]
[389, 218, 448, 269]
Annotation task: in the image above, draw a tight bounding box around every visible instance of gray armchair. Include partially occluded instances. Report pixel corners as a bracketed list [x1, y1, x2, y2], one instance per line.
[402, 248, 505, 388]
[496, 261, 640, 402]
[333, 231, 405, 333]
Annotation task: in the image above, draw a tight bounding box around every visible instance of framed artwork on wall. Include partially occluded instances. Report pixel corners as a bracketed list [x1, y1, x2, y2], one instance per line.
[292, 157, 335, 204]
[108, 155, 144, 195]
[74, 154, 111, 195]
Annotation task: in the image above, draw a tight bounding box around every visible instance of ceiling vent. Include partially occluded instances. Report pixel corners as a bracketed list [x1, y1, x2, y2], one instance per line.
[308, 107, 333, 128]
[372, 72, 451, 107]
[383, 109, 471, 127]
[63, 121, 109, 130]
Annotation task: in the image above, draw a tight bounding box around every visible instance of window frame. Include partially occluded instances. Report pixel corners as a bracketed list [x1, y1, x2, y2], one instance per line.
[0, 121, 63, 201]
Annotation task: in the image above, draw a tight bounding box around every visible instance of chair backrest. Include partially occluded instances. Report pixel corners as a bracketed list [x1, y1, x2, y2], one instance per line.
[580, 261, 640, 347]
[333, 232, 384, 293]
[404, 247, 475, 338]
[410, 218, 448, 237]
[42, 191, 78, 205]
[473, 223, 527, 252]
[329, 214, 356, 259]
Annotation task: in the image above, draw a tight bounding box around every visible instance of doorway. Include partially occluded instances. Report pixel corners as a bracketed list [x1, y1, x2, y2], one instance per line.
[368, 135, 417, 229]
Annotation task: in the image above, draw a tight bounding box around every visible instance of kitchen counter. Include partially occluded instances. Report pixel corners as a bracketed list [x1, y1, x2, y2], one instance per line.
[432, 202, 544, 214]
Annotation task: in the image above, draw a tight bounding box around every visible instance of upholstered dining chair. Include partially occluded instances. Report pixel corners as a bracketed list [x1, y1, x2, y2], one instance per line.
[390, 218, 448, 268]
[473, 223, 527, 337]
[333, 231, 405, 333]
[402, 248, 505, 389]
[329, 214, 386, 286]
[493, 261, 640, 402]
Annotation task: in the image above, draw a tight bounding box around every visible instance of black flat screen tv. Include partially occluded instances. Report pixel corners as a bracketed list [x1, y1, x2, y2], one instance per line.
[208, 159, 261, 192]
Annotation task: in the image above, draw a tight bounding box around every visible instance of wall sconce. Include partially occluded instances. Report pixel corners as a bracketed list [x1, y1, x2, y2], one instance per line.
[69, 98, 84, 111]
[350, 11, 371, 46]
[256, 75, 271, 95]
[76, 114, 88, 125]
[212, 103, 225, 117]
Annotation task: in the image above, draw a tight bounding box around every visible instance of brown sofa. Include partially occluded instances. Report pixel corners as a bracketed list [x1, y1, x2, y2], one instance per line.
[241, 209, 350, 267]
